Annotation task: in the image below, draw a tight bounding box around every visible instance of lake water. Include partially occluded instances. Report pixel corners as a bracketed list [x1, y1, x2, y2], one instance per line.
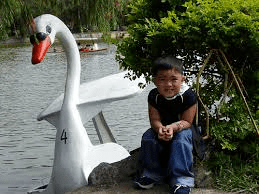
[0, 44, 152, 194]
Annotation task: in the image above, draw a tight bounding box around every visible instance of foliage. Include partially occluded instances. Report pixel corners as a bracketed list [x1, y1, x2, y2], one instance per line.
[202, 80, 255, 150]
[116, 0, 259, 99]
[0, 0, 29, 39]
[0, 0, 129, 40]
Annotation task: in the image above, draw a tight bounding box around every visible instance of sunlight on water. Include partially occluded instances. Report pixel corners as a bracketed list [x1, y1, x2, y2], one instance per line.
[0, 44, 152, 194]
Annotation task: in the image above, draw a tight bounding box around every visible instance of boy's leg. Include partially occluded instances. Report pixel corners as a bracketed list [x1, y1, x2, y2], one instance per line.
[168, 128, 194, 188]
[137, 128, 167, 183]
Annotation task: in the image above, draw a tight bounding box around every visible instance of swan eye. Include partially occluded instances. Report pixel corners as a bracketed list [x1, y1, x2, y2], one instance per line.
[46, 25, 51, 34]
[30, 32, 47, 45]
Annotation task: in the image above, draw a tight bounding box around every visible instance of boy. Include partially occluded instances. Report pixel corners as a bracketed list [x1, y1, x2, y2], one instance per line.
[135, 56, 197, 194]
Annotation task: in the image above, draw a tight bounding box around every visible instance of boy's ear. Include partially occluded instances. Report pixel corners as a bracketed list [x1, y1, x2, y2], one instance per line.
[182, 76, 186, 82]
[153, 76, 158, 86]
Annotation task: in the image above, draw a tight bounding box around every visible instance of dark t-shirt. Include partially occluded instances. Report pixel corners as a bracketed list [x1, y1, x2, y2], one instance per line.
[148, 84, 197, 126]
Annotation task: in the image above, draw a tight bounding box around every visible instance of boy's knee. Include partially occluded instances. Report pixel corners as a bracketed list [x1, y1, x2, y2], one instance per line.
[142, 128, 157, 140]
[174, 128, 192, 143]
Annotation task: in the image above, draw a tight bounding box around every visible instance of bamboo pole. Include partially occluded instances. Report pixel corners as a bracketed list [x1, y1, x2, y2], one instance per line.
[196, 50, 214, 139]
[197, 96, 210, 140]
[219, 49, 259, 135]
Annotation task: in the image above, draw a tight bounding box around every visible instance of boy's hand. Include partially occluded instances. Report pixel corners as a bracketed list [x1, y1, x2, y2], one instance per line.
[158, 126, 173, 141]
[158, 126, 167, 140]
[164, 126, 173, 141]
[166, 123, 179, 134]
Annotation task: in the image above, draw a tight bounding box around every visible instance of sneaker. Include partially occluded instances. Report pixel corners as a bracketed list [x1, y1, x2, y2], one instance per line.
[135, 176, 156, 189]
[171, 184, 191, 194]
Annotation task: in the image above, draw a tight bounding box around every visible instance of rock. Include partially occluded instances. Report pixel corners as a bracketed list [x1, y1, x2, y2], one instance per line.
[88, 148, 139, 186]
[88, 162, 119, 186]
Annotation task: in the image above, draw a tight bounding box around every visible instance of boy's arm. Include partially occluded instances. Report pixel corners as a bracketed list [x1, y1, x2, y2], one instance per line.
[180, 103, 197, 128]
[148, 103, 164, 134]
[168, 103, 197, 132]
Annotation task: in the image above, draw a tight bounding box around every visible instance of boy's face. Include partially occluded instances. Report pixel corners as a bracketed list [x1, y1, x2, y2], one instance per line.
[154, 68, 185, 98]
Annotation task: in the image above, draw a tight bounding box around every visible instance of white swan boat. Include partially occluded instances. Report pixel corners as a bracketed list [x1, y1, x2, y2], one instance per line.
[27, 14, 145, 194]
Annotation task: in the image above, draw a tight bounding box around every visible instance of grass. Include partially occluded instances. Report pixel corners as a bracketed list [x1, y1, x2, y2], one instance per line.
[209, 150, 259, 193]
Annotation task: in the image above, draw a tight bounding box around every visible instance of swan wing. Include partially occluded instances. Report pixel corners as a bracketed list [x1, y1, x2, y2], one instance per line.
[77, 71, 145, 124]
[37, 71, 146, 127]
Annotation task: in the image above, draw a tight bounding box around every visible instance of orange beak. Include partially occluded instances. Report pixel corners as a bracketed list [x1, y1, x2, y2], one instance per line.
[31, 36, 51, 64]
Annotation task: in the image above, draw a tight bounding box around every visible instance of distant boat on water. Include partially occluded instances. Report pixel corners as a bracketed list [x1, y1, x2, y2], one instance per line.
[78, 42, 108, 53]
[79, 47, 108, 53]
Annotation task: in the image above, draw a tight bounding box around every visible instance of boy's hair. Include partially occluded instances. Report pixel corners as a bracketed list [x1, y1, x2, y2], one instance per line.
[152, 56, 184, 75]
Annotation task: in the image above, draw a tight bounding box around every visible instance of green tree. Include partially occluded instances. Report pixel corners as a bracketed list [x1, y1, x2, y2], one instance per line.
[0, 0, 26, 39]
[0, 0, 129, 40]
[117, 0, 259, 80]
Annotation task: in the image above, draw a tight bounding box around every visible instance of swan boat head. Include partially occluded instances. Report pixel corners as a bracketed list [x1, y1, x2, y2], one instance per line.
[30, 16, 55, 65]
[29, 14, 74, 65]
[28, 14, 132, 194]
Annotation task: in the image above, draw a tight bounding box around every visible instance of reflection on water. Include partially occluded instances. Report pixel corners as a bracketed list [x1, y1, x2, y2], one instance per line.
[0, 44, 152, 194]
